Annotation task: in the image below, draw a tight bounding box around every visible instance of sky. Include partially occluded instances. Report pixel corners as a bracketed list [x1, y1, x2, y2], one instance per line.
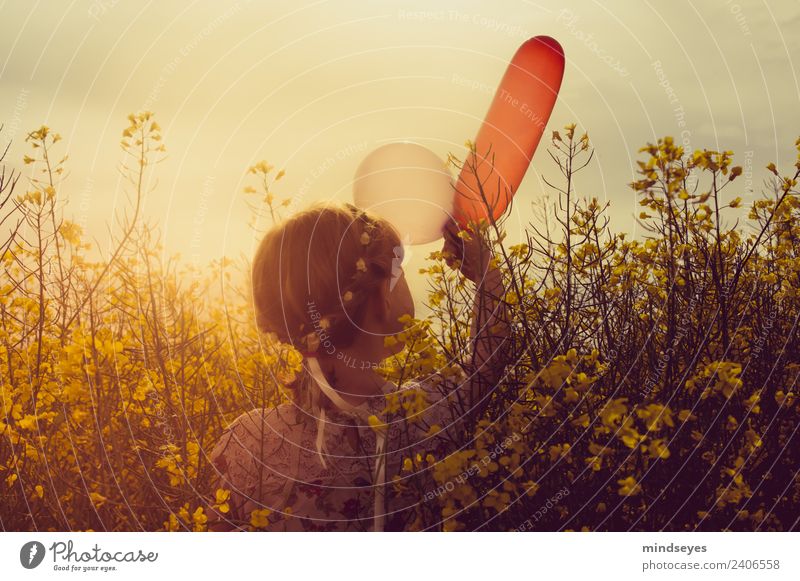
[2, 0, 799, 304]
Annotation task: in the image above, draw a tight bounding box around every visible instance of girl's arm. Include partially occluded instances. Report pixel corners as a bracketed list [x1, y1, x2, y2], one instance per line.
[442, 221, 510, 418]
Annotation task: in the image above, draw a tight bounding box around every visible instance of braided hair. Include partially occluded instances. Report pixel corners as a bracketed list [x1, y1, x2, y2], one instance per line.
[251, 202, 403, 412]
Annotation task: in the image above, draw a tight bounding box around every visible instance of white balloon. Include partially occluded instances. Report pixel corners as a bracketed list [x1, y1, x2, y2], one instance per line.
[352, 142, 454, 245]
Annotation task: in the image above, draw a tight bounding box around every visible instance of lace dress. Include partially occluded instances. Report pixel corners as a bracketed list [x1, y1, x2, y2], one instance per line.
[206, 360, 461, 532]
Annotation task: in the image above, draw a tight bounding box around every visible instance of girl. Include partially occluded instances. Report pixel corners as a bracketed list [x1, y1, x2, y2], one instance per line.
[207, 202, 507, 531]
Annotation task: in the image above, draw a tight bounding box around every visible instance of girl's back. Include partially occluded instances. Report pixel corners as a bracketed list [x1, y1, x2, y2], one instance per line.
[207, 202, 504, 531]
[209, 378, 458, 531]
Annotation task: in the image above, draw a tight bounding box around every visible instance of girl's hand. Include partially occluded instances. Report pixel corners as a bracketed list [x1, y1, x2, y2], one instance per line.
[442, 219, 493, 284]
[442, 217, 509, 421]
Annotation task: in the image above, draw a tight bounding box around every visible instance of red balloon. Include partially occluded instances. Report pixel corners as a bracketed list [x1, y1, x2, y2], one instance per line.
[453, 36, 565, 227]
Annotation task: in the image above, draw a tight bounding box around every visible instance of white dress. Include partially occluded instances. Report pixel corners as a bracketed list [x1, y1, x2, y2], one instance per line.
[207, 358, 461, 531]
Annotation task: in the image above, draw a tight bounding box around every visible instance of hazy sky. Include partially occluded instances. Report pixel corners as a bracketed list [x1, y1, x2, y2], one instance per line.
[2, 0, 798, 302]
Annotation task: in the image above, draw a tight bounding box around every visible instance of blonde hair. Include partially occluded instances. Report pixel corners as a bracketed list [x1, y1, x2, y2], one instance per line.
[251, 202, 402, 409]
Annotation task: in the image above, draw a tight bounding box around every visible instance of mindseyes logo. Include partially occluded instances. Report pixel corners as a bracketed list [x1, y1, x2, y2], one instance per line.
[20, 541, 46, 569]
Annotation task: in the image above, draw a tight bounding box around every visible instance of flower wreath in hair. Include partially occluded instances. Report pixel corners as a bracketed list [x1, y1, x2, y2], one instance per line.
[297, 204, 381, 356]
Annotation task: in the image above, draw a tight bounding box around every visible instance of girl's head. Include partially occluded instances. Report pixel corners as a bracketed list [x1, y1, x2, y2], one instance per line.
[252, 202, 414, 362]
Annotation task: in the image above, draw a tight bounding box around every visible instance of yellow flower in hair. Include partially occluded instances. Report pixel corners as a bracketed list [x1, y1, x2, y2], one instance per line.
[360, 232, 370, 245]
[356, 258, 367, 272]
